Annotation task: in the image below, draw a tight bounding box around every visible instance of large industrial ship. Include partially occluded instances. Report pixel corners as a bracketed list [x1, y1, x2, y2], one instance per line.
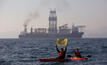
[19, 10, 85, 38]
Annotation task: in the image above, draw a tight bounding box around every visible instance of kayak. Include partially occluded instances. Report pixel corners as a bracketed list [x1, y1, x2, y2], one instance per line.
[39, 57, 88, 62]
[39, 58, 66, 62]
[70, 57, 88, 60]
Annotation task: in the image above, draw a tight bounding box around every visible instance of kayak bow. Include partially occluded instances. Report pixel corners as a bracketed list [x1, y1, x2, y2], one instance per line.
[70, 57, 88, 60]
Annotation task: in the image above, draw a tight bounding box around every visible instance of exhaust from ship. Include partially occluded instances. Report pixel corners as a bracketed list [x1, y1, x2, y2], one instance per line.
[23, 11, 40, 32]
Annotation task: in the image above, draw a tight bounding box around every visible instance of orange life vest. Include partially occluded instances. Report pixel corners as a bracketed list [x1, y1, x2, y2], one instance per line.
[75, 50, 80, 55]
[59, 51, 64, 56]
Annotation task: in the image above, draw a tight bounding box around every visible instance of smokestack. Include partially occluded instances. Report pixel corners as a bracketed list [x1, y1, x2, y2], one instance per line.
[30, 27, 33, 34]
[23, 19, 30, 33]
[24, 24, 27, 33]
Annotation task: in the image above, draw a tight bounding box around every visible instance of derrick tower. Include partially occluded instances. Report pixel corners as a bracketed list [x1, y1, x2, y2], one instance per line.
[48, 10, 57, 34]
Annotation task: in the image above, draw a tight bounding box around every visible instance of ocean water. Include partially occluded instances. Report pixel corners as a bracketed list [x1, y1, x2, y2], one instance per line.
[0, 38, 107, 65]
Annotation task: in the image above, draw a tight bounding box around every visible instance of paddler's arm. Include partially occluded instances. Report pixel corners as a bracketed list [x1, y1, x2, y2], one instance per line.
[64, 45, 67, 52]
[56, 45, 60, 53]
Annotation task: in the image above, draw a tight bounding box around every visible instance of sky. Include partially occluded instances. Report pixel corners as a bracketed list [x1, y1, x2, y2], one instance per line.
[0, 0, 107, 38]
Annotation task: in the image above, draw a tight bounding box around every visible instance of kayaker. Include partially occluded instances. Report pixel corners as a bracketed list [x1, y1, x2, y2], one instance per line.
[75, 48, 82, 58]
[56, 45, 67, 59]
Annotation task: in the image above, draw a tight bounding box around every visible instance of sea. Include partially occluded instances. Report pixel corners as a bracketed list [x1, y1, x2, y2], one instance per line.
[0, 38, 107, 65]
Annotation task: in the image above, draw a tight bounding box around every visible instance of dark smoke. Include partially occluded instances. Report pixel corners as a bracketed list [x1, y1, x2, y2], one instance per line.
[24, 19, 30, 27]
[24, 11, 39, 27]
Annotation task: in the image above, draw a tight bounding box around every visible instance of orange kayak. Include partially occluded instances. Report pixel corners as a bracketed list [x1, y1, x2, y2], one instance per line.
[70, 57, 88, 60]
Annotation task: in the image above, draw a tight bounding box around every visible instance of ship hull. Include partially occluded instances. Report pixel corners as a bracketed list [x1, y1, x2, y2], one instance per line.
[19, 33, 83, 38]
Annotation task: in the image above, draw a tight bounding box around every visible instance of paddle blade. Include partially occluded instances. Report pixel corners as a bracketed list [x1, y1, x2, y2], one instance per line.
[87, 55, 92, 58]
[67, 55, 72, 58]
[56, 38, 68, 46]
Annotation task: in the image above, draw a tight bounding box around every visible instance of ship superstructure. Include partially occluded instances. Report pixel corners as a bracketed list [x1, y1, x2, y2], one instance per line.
[19, 10, 85, 38]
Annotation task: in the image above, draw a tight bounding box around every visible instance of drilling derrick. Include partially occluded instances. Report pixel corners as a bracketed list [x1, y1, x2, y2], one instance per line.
[48, 10, 57, 34]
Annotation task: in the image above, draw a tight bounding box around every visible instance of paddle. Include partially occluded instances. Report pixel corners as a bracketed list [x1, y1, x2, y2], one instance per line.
[67, 55, 73, 58]
[67, 55, 92, 58]
[86, 55, 92, 58]
[67, 55, 72, 57]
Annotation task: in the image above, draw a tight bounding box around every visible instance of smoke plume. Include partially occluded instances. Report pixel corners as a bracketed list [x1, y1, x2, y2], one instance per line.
[24, 11, 39, 27]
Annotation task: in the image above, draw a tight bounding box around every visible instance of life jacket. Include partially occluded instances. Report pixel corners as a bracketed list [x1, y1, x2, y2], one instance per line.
[59, 51, 64, 56]
[75, 50, 80, 55]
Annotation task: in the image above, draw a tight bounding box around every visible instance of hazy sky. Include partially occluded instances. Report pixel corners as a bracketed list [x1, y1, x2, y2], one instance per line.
[0, 0, 107, 38]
